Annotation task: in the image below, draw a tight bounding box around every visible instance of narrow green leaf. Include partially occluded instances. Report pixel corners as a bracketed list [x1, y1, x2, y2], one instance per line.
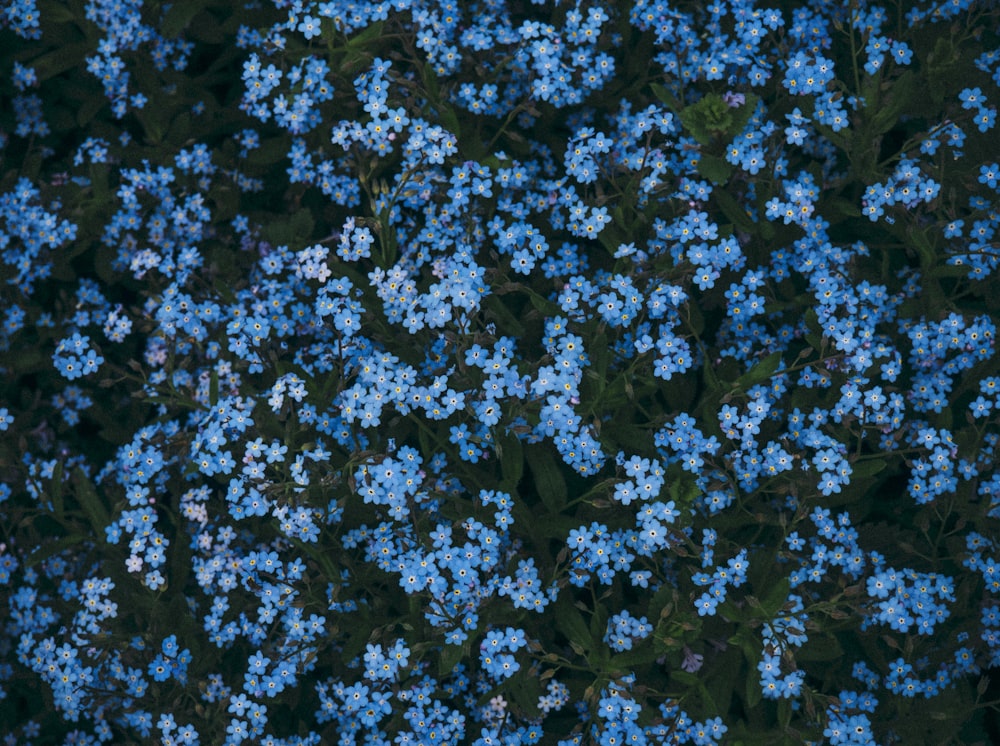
[289, 208, 315, 241]
[589, 603, 608, 662]
[51, 460, 65, 520]
[209, 369, 220, 407]
[713, 188, 755, 232]
[483, 294, 526, 337]
[26, 535, 89, 568]
[345, 20, 385, 48]
[607, 646, 657, 674]
[76, 93, 106, 128]
[745, 668, 762, 708]
[524, 447, 567, 514]
[669, 669, 700, 687]
[72, 467, 110, 535]
[437, 105, 462, 142]
[737, 351, 782, 388]
[438, 640, 465, 677]
[31, 42, 92, 82]
[498, 431, 524, 492]
[870, 71, 917, 136]
[649, 83, 680, 112]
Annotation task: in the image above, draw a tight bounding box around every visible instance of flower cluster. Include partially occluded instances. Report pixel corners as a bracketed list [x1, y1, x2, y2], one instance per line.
[2, 1, 1000, 745]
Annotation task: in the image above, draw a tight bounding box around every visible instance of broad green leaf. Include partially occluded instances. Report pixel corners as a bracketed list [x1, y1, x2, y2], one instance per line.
[289, 208, 315, 241]
[697, 153, 734, 186]
[554, 599, 594, 652]
[161, 0, 201, 37]
[246, 137, 289, 166]
[761, 576, 792, 617]
[727, 93, 760, 136]
[797, 635, 843, 661]
[505, 672, 542, 717]
[39, 0, 77, 23]
[607, 646, 658, 674]
[851, 459, 887, 479]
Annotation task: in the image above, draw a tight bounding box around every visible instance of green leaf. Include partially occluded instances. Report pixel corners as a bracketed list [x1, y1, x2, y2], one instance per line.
[589, 603, 608, 661]
[554, 599, 594, 652]
[713, 187, 755, 232]
[161, 0, 201, 37]
[872, 70, 919, 135]
[76, 91, 106, 128]
[797, 634, 843, 661]
[827, 197, 862, 218]
[187, 10, 225, 43]
[26, 535, 90, 568]
[736, 351, 782, 388]
[436, 104, 462, 142]
[727, 92, 760, 136]
[345, 20, 386, 49]
[498, 431, 524, 493]
[850, 459, 886, 479]
[38, 0, 77, 23]
[650, 83, 680, 112]
[72, 467, 110, 536]
[669, 669, 701, 687]
[263, 220, 292, 246]
[607, 646, 658, 674]
[930, 263, 974, 278]
[680, 94, 731, 146]
[588, 331, 610, 391]
[745, 667, 762, 708]
[524, 447, 567, 514]
[697, 153, 734, 186]
[483, 294, 526, 337]
[51, 460, 65, 520]
[761, 576, 792, 617]
[342, 620, 374, 661]
[209, 369, 220, 407]
[289, 208, 315, 241]
[246, 137, 288, 166]
[439, 640, 465, 677]
[505, 669, 543, 717]
[31, 42, 92, 82]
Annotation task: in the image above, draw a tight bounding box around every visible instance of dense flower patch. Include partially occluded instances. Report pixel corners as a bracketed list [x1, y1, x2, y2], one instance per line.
[2, 0, 1000, 744]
